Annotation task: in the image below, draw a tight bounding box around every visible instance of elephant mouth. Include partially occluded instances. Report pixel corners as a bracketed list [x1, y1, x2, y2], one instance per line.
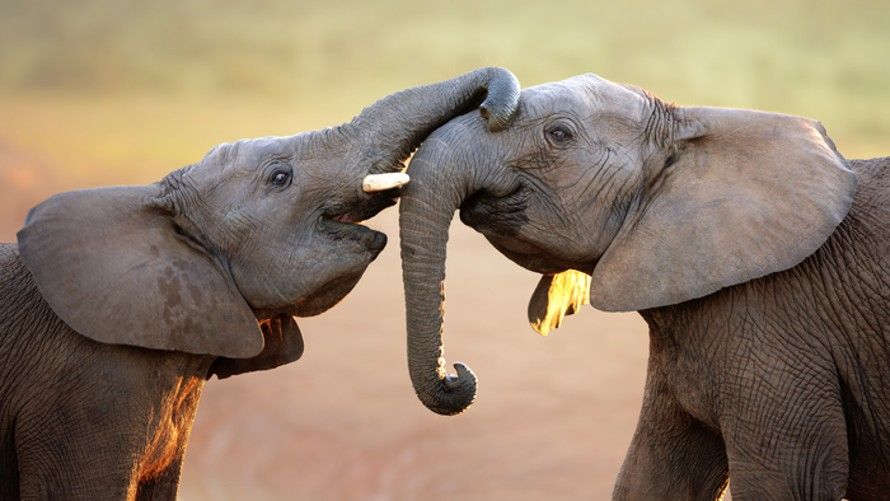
[460, 189, 593, 274]
[460, 183, 528, 229]
[290, 191, 399, 317]
[459, 189, 553, 270]
[332, 189, 400, 224]
[320, 191, 399, 253]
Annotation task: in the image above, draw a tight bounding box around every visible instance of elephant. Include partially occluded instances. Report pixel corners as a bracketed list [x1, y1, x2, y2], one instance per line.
[398, 73, 889, 500]
[0, 67, 520, 500]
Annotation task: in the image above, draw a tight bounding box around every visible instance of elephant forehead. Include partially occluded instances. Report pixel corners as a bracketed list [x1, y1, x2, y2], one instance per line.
[522, 74, 647, 121]
[202, 136, 298, 171]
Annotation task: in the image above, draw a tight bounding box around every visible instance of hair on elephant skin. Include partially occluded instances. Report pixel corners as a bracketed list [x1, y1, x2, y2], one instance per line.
[0, 67, 520, 500]
[399, 72, 889, 500]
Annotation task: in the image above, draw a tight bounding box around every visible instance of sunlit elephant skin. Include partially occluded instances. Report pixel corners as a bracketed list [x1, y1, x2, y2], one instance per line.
[0, 67, 520, 500]
[399, 73, 889, 500]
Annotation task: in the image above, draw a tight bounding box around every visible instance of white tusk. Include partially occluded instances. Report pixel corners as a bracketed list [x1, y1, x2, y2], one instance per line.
[362, 172, 410, 192]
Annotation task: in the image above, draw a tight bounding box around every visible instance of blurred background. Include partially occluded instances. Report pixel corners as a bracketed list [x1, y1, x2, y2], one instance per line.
[1, 0, 887, 498]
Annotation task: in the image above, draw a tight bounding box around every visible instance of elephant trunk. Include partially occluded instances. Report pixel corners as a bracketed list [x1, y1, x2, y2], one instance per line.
[346, 67, 519, 175]
[399, 122, 487, 415]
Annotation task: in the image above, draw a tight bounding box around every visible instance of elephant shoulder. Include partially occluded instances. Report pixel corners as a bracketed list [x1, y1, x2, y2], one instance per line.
[843, 158, 889, 256]
[0, 242, 43, 313]
[2, 242, 41, 297]
[0, 242, 70, 344]
[849, 157, 890, 213]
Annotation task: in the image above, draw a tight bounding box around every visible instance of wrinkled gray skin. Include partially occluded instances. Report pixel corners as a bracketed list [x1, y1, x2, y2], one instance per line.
[0, 67, 520, 500]
[400, 73, 889, 500]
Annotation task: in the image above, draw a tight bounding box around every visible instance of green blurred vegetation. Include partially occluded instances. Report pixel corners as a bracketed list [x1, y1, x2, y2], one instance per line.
[0, 0, 887, 187]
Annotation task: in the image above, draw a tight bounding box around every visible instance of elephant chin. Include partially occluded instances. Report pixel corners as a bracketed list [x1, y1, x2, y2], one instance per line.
[291, 271, 366, 317]
[460, 190, 594, 274]
[483, 233, 594, 275]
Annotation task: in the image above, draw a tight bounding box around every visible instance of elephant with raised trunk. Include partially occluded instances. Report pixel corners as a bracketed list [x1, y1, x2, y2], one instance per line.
[399, 73, 889, 499]
[0, 67, 520, 500]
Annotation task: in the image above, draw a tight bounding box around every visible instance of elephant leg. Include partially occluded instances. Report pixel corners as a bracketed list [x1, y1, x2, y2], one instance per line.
[720, 363, 848, 500]
[725, 419, 848, 501]
[613, 370, 729, 500]
[0, 428, 20, 501]
[16, 436, 136, 500]
[15, 399, 141, 499]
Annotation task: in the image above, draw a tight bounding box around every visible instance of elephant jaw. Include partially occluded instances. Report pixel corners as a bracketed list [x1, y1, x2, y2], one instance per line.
[291, 271, 367, 317]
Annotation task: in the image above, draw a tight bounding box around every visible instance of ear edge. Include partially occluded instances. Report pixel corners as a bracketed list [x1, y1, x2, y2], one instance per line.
[528, 270, 591, 334]
[210, 314, 303, 379]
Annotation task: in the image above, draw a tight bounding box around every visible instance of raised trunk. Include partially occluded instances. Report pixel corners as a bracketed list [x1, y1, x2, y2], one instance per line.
[347, 67, 519, 174]
[399, 126, 483, 415]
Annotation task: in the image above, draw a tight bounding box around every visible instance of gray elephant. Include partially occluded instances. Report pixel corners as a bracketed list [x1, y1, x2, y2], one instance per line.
[0, 67, 519, 500]
[398, 73, 888, 500]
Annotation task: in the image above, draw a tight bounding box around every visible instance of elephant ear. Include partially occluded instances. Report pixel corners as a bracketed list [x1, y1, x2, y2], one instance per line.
[589, 107, 858, 312]
[209, 314, 304, 379]
[17, 185, 264, 358]
[528, 270, 591, 336]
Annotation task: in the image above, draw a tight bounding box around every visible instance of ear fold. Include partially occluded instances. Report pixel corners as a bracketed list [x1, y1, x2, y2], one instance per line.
[17, 185, 264, 358]
[590, 107, 858, 312]
[528, 270, 591, 336]
[209, 314, 304, 378]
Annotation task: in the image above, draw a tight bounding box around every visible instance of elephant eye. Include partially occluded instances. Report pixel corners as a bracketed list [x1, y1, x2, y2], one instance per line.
[268, 168, 293, 188]
[545, 124, 573, 145]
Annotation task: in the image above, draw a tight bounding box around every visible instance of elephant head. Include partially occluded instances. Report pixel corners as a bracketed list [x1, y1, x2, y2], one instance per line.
[17, 67, 520, 377]
[399, 73, 857, 414]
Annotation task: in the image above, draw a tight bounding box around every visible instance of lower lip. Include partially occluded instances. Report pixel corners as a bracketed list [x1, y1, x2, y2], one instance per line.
[369, 231, 387, 252]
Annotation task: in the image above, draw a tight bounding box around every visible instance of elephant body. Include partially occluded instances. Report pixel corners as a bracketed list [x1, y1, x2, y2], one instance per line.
[397, 72, 889, 499]
[623, 157, 889, 499]
[0, 68, 521, 499]
[0, 243, 211, 500]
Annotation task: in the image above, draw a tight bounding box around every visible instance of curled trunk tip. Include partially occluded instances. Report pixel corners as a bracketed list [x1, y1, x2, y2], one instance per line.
[478, 67, 520, 132]
[349, 66, 520, 174]
[418, 362, 477, 416]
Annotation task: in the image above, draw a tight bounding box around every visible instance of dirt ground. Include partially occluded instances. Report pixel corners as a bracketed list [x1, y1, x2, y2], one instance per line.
[1, 139, 650, 500]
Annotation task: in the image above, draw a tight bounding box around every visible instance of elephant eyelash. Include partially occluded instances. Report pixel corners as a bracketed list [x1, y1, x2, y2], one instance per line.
[266, 167, 293, 189]
[664, 149, 679, 169]
[545, 124, 575, 146]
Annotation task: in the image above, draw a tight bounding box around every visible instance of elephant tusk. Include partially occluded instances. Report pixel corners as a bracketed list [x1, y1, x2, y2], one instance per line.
[362, 172, 410, 192]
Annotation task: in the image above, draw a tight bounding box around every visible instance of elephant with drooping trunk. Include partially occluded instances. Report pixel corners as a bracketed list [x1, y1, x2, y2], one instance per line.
[399, 73, 890, 499]
[0, 67, 520, 499]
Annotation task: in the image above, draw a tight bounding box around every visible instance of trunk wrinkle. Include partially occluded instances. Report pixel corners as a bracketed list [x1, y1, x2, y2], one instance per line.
[400, 130, 487, 415]
[346, 67, 519, 175]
